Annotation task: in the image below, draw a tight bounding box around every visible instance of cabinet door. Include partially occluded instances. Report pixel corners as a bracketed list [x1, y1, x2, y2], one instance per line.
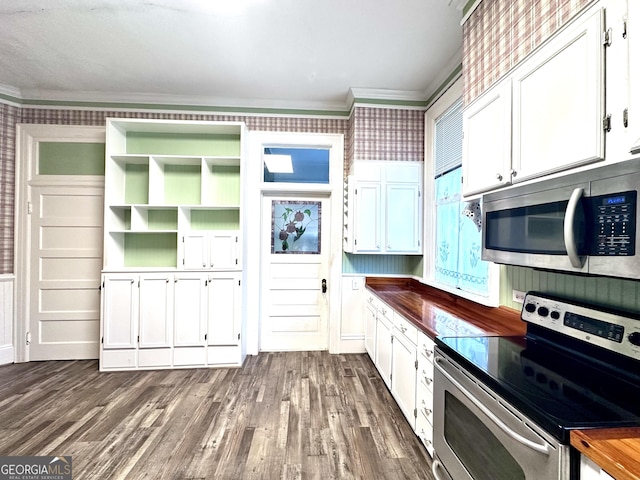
[375, 316, 393, 388]
[354, 182, 382, 253]
[512, 8, 605, 181]
[364, 304, 376, 360]
[391, 331, 417, 429]
[102, 274, 138, 349]
[385, 183, 421, 253]
[209, 232, 239, 270]
[183, 233, 208, 269]
[207, 273, 241, 346]
[462, 80, 512, 196]
[139, 274, 173, 348]
[173, 273, 207, 346]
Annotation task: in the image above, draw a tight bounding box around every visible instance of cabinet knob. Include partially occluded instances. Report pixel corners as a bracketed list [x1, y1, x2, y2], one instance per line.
[400, 325, 407, 333]
[496, 173, 503, 181]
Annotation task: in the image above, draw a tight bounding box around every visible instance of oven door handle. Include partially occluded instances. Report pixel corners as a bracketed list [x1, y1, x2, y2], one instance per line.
[435, 357, 551, 456]
[564, 187, 585, 268]
[432, 459, 452, 480]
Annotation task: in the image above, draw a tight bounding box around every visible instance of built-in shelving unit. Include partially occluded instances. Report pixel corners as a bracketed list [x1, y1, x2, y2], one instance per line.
[100, 118, 245, 371]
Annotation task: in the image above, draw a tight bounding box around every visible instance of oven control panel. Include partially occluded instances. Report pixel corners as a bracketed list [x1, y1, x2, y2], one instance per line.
[522, 292, 640, 361]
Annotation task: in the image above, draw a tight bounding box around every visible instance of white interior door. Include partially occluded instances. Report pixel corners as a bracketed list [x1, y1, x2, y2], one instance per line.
[260, 195, 330, 351]
[29, 185, 103, 360]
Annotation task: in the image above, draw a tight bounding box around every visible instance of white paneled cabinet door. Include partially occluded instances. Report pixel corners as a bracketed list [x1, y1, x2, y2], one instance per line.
[173, 273, 207, 347]
[102, 274, 138, 349]
[209, 232, 239, 270]
[138, 275, 173, 348]
[183, 233, 208, 269]
[462, 80, 512, 196]
[207, 273, 241, 346]
[354, 183, 382, 253]
[512, 7, 605, 181]
[385, 183, 421, 253]
[375, 315, 393, 388]
[391, 331, 417, 429]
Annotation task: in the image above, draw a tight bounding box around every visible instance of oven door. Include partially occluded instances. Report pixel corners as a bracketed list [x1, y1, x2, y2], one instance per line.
[432, 350, 570, 480]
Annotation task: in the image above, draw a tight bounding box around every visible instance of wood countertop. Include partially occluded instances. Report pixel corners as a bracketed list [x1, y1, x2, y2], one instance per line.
[365, 277, 526, 339]
[571, 428, 640, 480]
[367, 277, 640, 478]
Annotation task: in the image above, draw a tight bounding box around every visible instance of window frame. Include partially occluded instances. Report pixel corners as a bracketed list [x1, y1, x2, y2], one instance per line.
[423, 78, 500, 307]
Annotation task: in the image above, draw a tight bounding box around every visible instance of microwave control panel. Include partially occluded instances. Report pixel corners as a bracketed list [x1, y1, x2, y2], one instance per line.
[591, 190, 636, 256]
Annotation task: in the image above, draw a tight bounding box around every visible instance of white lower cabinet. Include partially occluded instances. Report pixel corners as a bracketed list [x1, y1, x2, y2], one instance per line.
[580, 455, 615, 480]
[364, 290, 435, 457]
[100, 271, 242, 371]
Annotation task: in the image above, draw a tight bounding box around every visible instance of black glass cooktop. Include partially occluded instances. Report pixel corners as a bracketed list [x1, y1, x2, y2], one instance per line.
[435, 334, 640, 443]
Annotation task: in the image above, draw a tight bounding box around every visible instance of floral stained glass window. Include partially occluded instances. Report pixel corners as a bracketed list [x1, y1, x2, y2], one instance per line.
[271, 201, 321, 254]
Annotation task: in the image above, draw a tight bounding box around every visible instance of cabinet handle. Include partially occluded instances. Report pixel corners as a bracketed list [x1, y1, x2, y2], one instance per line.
[202, 262, 206, 267]
[423, 347, 433, 357]
[496, 173, 503, 181]
[166, 278, 170, 283]
[422, 407, 433, 416]
[400, 325, 407, 333]
[510, 169, 517, 178]
[423, 375, 433, 385]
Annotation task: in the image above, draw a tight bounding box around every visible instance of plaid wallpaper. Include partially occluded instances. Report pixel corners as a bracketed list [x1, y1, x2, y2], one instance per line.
[463, 0, 593, 105]
[350, 107, 425, 165]
[0, 104, 422, 274]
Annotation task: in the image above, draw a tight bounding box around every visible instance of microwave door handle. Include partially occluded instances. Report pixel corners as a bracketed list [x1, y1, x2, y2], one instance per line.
[564, 187, 585, 268]
[434, 357, 551, 456]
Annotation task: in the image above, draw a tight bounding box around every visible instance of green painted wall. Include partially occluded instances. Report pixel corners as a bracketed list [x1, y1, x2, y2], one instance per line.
[126, 132, 241, 156]
[500, 264, 640, 313]
[342, 253, 422, 275]
[38, 142, 105, 175]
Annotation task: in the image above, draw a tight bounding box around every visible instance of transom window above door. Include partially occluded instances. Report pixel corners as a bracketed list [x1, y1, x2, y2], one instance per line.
[263, 147, 330, 184]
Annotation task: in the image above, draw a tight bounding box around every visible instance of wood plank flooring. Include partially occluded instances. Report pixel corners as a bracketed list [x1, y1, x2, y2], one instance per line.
[0, 352, 435, 480]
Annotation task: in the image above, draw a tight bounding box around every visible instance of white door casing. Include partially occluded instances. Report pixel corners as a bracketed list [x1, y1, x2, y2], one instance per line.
[15, 124, 105, 362]
[246, 131, 344, 355]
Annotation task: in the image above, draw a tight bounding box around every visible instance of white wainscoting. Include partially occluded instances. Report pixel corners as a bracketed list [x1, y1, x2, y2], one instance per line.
[0, 275, 14, 365]
[339, 275, 366, 353]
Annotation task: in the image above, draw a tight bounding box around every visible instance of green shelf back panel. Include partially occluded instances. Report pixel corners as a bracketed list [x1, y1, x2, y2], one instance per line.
[148, 209, 178, 230]
[210, 165, 241, 205]
[164, 164, 201, 204]
[124, 233, 177, 267]
[126, 132, 241, 156]
[39, 142, 105, 175]
[190, 210, 240, 230]
[124, 209, 131, 230]
[124, 164, 149, 204]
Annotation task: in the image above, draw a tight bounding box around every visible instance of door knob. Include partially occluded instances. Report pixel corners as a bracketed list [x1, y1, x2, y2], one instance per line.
[321, 279, 327, 293]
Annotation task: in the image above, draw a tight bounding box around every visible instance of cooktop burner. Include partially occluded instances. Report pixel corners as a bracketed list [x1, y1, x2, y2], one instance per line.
[435, 292, 640, 444]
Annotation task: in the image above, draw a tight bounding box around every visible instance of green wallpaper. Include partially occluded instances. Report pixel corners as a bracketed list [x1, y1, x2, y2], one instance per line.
[500, 264, 640, 313]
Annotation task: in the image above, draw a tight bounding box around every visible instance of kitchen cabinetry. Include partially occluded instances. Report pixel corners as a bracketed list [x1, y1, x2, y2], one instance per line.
[629, 0, 640, 157]
[391, 314, 418, 430]
[344, 161, 422, 254]
[363, 289, 435, 457]
[100, 118, 245, 371]
[363, 292, 377, 358]
[580, 455, 615, 480]
[462, 6, 606, 197]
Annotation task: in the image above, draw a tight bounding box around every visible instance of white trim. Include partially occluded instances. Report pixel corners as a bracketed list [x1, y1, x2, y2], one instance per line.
[14, 124, 106, 362]
[0, 275, 14, 365]
[423, 78, 500, 307]
[247, 131, 344, 355]
[461, 0, 483, 25]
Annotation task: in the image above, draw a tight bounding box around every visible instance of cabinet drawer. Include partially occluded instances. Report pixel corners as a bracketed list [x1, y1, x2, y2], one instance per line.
[418, 359, 434, 392]
[101, 349, 136, 369]
[394, 313, 418, 345]
[174, 347, 206, 366]
[419, 332, 435, 363]
[415, 411, 434, 456]
[364, 291, 380, 311]
[416, 383, 434, 425]
[378, 301, 393, 323]
[139, 348, 172, 367]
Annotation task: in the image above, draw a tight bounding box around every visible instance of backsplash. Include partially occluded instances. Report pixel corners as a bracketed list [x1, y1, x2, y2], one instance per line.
[343, 253, 423, 276]
[463, 0, 593, 105]
[500, 264, 640, 314]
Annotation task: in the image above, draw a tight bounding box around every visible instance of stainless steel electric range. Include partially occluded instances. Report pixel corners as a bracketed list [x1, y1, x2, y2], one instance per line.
[432, 291, 640, 480]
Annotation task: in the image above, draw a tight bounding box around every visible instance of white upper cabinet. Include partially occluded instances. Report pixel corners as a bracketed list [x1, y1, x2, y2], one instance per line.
[462, 4, 608, 197]
[628, 0, 640, 156]
[462, 80, 512, 196]
[512, 7, 605, 182]
[344, 161, 423, 254]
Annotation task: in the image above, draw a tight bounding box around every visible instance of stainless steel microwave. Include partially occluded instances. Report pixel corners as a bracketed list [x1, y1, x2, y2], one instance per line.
[482, 159, 640, 279]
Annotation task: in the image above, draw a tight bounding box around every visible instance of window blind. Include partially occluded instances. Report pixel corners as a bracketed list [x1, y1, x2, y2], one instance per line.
[434, 98, 463, 178]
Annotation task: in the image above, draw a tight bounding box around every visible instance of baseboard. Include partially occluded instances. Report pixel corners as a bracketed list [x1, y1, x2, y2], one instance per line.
[0, 344, 14, 365]
[339, 335, 366, 354]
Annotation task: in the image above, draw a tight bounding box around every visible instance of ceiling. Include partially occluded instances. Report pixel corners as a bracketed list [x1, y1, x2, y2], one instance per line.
[0, 0, 464, 112]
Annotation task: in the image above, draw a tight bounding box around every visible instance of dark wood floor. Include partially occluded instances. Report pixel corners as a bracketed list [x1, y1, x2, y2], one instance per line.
[0, 352, 434, 479]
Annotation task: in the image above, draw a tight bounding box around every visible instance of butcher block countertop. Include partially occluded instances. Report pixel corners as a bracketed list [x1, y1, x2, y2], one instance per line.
[571, 428, 640, 480]
[366, 277, 640, 478]
[365, 277, 526, 338]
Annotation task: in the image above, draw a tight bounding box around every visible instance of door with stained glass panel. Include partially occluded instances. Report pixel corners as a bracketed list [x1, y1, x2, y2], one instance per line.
[260, 195, 329, 351]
